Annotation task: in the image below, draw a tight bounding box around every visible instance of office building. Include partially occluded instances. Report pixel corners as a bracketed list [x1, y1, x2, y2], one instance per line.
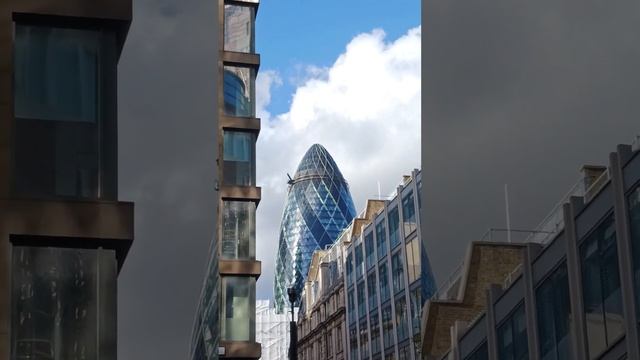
[274, 144, 357, 313]
[298, 169, 436, 360]
[191, 1, 262, 359]
[421, 140, 640, 360]
[256, 300, 296, 360]
[0, 1, 134, 359]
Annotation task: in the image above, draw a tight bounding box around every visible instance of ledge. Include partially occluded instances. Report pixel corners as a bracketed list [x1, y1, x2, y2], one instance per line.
[220, 186, 261, 203]
[219, 259, 261, 278]
[221, 115, 260, 133]
[219, 340, 261, 359]
[222, 51, 260, 68]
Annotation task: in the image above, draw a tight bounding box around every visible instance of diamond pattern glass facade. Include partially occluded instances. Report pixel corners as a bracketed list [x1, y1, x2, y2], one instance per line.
[274, 144, 356, 313]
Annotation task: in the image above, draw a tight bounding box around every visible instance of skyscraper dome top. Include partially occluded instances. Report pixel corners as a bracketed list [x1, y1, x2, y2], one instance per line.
[292, 144, 347, 184]
[274, 143, 356, 313]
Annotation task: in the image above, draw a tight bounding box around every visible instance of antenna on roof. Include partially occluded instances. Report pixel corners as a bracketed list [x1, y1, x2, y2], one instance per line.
[287, 173, 294, 185]
[505, 184, 512, 243]
[377, 181, 381, 200]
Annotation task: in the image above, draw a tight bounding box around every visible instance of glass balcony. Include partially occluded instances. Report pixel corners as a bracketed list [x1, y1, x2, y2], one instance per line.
[221, 276, 256, 341]
[221, 200, 256, 260]
[224, 4, 255, 53]
[223, 66, 255, 117]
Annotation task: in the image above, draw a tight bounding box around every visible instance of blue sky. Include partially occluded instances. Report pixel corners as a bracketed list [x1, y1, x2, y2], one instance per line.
[256, 0, 420, 115]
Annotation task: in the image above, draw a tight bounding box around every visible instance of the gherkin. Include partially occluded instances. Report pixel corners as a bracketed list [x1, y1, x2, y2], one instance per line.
[274, 144, 356, 313]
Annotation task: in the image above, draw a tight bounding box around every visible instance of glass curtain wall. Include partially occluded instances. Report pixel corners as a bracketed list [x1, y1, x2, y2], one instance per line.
[579, 215, 624, 358]
[221, 276, 256, 341]
[389, 207, 400, 249]
[221, 200, 256, 259]
[628, 186, 640, 322]
[223, 131, 256, 186]
[536, 263, 572, 360]
[497, 303, 528, 360]
[223, 66, 255, 117]
[224, 4, 254, 53]
[402, 191, 417, 236]
[11, 246, 117, 360]
[13, 24, 117, 199]
[376, 221, 387, 260]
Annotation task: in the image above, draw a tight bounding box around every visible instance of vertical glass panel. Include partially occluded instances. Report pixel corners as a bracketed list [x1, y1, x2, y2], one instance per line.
[376, 222, 387, 260]
[409, 288, 422, 336]
[349, 327, 358, 360]
[580, 215, 623, 358]
[13, 24, 116, 199]
[223, 65, 255, 117]
[360, 321, 369, 358]
[395, 297, 408, 342]
[221, 200, 256, 259]
[392, 252, 405, 294]
[224, 4, 254, 53]
[389, 208, 400, 249]
[347, 253, 354, 287]
[367, 272, 378, 311]
[630, 186, 640, 322]
[464, 343, 488, 360]
[223, 131, 256, 186]
[405, 239, 421, 285]
[221, 276, 255, 341]
[348, 289, 356, 325]
[357, 281, 366, 319]
[497, 304, 527, 360]
[379, 263, 390, 302]
[382, 306, 393, 349]
[371, 315, 380, 355]
[355, 244, 364, 279]
[402, 191, 417, 236]
[536, 263, 571, 360]
[11, 246, 117, 360]
[365, 232, 375, 269]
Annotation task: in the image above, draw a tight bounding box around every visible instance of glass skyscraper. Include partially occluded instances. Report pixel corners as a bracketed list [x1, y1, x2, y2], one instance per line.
[274, 144, 357, 313]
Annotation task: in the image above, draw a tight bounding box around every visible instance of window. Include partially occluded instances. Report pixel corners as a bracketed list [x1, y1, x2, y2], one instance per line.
[358, 281, 366, 319]
[347, 253, 354, 287]
[382, 306, 394, 349]
[409, 288, 422, 336]
[405, 239, 421, 285]
[11, 246, 117, 360]
[398, 346, 410, 360]
[221, 201, 255, 259]
[223, 131, 256, 186]
[402, 191, 417, 236]
[536, 263, 571, 360]
[629, 186, 640, 322]
[221, 276, 255, 341]
[13, 24, 117, 199]
[389, 207, 400, 249]
[376, 221, 387, 260]
[380, 263, 390, 302]
[328, 331, 333, 356]
[360, 321, 369, 359]
[395, 297, 408, 342]
[371, 315, 381, 355]
[392, 252, 405, 294]
[497, 303, 528, 360]
[224, 4, 255, 53]
[348, 289, 356, 325]
[367, 272, 378, 311]
[356, 244, 364, 279]
[580, 215, 623, 358]
[223, 65, 255, 117]
[336, 325, 343, 353]
[350, 327, 358, 360]
[365, 232, 375, 269]
[465, 343, 488, 360]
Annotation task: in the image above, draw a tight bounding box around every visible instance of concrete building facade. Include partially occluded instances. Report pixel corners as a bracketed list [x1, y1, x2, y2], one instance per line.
[0, 1, 134, 359]
[421, 140, 640, 360]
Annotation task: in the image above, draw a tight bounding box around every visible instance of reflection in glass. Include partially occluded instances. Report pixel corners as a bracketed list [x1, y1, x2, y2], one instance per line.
[395, 297, 408, 342]
[223, 131, 256, 186]
[465, 343, 488, 360]
[629, 186, 640, 322]
[359, 321, 369, 358]
[13, 24, 116, 199]
[392, 252, 405, 294]
[357, 281, 366, 319]
[497, 304, 528, 360]
[389, 207, 400, 249]
[402, 191, 417, 236]
[536, 263, 572, 360]
[376, 221, 387, 259]
[379, 263, 390, 302]
[580, 215, 623, 358]
[371, 315, 381, 355]
[224, 66, 254, 117]
[11, 246, 116, 360]
[365, 232, 375, 269]
[355, 244, 364, 279]
[382, 306, 393, 349]
[409, 288, 422, 336]
[224, 4, 254, 53]
[405, 238, 421, 284]
[222, 201, 256, 259]
[221, 276, 255, 341]
[367, 272, 378, 311]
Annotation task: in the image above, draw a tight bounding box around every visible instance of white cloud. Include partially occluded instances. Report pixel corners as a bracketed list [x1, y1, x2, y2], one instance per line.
[255, 26, 421, 299]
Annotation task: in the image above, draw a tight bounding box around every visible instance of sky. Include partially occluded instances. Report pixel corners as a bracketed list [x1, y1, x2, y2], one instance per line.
[115, 0, 420, 359]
